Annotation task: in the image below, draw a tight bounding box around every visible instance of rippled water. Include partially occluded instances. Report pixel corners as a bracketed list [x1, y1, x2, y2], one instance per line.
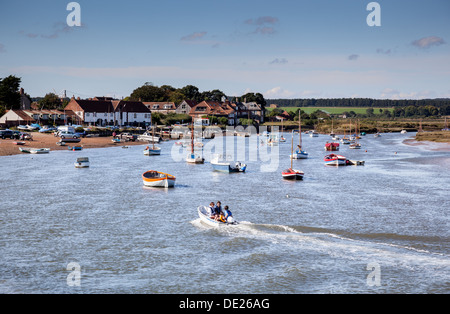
[0, 132, 449, 293]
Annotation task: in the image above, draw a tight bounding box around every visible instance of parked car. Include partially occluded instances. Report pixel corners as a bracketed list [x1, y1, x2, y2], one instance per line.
[0, 129, 14, 139]
[119, 133, 137, 141]
[59, 132, 79, 139]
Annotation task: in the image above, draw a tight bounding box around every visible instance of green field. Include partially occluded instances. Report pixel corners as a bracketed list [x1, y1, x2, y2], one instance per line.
[268, 107, 394, 115]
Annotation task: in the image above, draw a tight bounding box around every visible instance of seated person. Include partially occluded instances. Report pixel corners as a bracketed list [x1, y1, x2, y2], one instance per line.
[214, 201, 223, 221]
[223, 205, 234, 223]
[208, 202, 217, 219]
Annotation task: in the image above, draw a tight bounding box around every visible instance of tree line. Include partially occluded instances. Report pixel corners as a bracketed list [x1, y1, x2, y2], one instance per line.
[128, 82, 267, 107]
[268, 98, 450, 116]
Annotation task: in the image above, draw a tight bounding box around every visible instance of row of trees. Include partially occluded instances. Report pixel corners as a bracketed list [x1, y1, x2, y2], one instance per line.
[129, 82, 267, 107]
[268, 97, 450, 110]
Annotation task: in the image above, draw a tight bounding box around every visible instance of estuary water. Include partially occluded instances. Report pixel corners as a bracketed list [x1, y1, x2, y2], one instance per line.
[0, 132, 449, 294]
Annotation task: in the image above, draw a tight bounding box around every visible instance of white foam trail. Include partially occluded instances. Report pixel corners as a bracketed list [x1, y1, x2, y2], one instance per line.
[191, 219, 450, 269]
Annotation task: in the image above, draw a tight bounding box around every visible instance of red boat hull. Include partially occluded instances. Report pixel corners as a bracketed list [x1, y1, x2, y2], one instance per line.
[282, 168, 304, 180]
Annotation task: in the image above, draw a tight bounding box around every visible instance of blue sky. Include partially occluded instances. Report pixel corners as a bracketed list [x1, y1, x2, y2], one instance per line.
[0, 0, 449, 100]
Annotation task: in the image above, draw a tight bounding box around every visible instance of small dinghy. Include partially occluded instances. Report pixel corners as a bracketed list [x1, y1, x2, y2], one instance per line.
[210, 155, 246, 173]
[197, 206, 238, 227]
[144, 146, 161, 155]
[142, 170, 175, 188]
[19, 147, 50, 154]
[74, 157, 90, 168]
[324, 154, 347, 166]
[68, 145, 83, 151]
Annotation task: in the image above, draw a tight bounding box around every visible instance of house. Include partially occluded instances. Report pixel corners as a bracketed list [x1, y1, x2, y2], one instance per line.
[64, 97, 152, 126]
[176, 100, 197, 115]
[112, 100, 153, 126]
[142, 102, 177, 115]
[0, 109, 36, 127]
[65, 98, 116, 126]
[242, 102, 265, 123]
[0, 109, 69, 127]
[189, 101, 237, 126]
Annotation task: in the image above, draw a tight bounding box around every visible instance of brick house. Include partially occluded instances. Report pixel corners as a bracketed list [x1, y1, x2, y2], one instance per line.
[142, 102, 177, 115]
[176, 100, 197, 115]
[189, 101, 237, 125]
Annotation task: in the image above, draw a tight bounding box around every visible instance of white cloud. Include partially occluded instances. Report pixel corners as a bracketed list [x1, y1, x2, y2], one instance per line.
[264, 87, 295, 98]
[411, 36, 445, 49]
[181, 32, 207, 41]
[245, 16, 278, 35]
[245, 16, 278, 25]
[379, 88, 447, 100]
[269, 58, 288, 65]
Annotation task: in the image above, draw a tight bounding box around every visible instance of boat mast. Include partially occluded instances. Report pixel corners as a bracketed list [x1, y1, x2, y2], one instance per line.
[299, 111, 302, 150]
[191, 123, 194, 154]
[291, 130, 294, 169]
[152, 122, 155, 150]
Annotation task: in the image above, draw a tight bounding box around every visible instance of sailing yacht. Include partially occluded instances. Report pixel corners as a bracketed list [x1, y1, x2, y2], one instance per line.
[290, 114, 308, 159]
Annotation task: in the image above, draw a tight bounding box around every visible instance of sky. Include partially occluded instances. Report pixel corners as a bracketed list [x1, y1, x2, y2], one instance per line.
[0, 0, 449, 100]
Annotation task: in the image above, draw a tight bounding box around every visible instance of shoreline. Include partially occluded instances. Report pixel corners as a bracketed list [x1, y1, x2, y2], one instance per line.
[403, 138, 450, 152]
[0, 133, 147, 157]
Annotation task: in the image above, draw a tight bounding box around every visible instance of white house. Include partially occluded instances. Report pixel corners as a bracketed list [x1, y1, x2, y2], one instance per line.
[64, 97, 152, 126]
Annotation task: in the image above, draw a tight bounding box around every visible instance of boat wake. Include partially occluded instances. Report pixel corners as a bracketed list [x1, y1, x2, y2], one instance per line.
[190, 219, 450, 269]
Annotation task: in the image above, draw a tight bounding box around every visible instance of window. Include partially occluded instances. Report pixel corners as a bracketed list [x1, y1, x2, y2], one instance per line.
[152, 105, 159, 109]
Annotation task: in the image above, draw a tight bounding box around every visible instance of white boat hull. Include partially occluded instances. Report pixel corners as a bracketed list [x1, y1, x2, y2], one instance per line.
[186, 154, 204, 164]
[324, 155, 347, 166]
[143, 178, 175, 188]
[197, 206, 238, 227]
[138, 133, 160, 143]
[144, 148, 161, 155]
[26, 148, 50, 154]
[211, 161, 246, 173]
[142, 171, 176, 188]
[74, 162, 90, 168]
[290, 150, 308, 159]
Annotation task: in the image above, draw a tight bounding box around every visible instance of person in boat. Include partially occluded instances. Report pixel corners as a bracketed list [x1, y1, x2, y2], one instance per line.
[209, 202, 218, 219]
[145, 146, 149, 151]
[214, 201, 224, 221]
[223, 205, 234, 223]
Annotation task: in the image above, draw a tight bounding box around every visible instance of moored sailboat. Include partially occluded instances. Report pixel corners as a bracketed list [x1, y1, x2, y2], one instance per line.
[186, 123, 204, 164]
[290, 113, 308, 159]
[144, 124, 161, 155]
[282, 131, 304, 180]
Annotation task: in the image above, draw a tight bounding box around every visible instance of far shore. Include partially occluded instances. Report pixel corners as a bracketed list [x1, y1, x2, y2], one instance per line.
[414, 131, 450, 143]
[403, 132, 450, 152]
[0, 133, 147, 157]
